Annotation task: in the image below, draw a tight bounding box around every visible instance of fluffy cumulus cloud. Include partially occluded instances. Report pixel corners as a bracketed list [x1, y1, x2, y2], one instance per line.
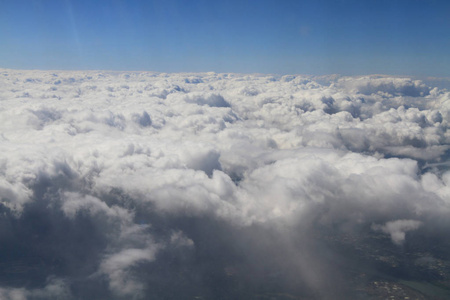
[0, 69, 450, 299]
[372, 219, 423, 245]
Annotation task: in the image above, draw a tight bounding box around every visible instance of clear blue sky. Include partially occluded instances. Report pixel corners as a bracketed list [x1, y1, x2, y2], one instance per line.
[1, 0, 449, 76]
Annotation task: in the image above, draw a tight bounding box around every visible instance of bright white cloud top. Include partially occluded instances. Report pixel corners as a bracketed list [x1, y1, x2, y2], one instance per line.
[0, 69, 450, 299]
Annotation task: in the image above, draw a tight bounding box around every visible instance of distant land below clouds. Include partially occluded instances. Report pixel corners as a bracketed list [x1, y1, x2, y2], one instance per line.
[0, 69, 449, 299]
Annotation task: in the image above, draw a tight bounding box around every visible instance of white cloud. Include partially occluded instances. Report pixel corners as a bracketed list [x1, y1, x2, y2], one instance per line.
[99, 247, 159, 297]
[61, 192, 132, 222]
[0, 69, 449, 298]
[0, 278, 72, 300]
[372, 219, 423, 245]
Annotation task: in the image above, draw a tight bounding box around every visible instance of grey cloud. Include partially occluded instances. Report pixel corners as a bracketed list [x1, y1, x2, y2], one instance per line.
[185, 93, 231, 107]
[131, 111, 152, 127]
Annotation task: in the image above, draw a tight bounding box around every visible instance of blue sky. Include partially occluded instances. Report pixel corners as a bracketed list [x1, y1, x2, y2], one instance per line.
[1, 0, 449, 76]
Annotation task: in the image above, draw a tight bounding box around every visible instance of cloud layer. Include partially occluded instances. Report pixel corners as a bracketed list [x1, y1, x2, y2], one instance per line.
[0, 69, 449, 299]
